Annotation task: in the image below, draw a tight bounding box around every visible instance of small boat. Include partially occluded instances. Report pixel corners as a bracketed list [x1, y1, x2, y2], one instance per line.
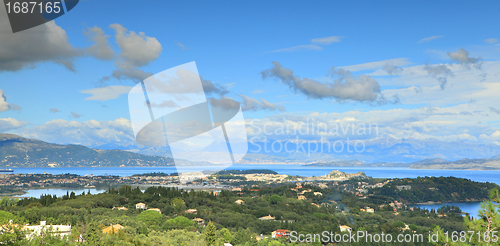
[0, 169, 14, 172]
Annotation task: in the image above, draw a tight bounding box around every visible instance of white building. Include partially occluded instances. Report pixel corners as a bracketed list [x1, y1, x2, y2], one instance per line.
[135, 202, 147, 209]
[339, 225, 351, 232]
[24, 221, 72, 239]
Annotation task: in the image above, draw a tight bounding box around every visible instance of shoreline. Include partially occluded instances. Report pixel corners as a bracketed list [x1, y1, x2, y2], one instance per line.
[3, 165, 500, 171]
[410, 200, 483, 205]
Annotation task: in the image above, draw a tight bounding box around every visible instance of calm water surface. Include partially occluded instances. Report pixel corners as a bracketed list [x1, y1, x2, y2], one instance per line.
[19, 188, 106, 198]
[411, 202, 483, 218]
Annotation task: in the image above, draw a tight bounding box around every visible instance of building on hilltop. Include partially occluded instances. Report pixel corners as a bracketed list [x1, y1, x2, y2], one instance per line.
[192, 218, 205, 226]
[23, 221, 72, 239]
[135, 202, 147, 210]
[272, 229, 290, 238]
[339, 225, 351, 232]
[259, 215, 275, 221]
[396, 185, 411, 191]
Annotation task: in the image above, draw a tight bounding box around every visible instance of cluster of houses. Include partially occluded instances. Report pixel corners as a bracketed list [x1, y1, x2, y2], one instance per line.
[291, 183, 323, 201]
[378, 200, 408, 214]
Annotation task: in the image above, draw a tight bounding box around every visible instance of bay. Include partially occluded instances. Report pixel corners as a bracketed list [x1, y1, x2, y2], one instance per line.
[19, 188, 106, 198]
[411, 202, 483, 218]
[10, 165, 500, 185]
[10, 166, 497, 216]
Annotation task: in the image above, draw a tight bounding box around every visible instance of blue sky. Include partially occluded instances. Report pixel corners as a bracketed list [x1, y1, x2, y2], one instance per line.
[1, 0, 500, 155]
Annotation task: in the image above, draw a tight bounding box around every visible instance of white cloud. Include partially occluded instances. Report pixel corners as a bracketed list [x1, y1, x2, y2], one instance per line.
[447, 48, 481, 68]
[0, 7, 80, 71]
[252, 90, 265, 94]
[0, 118, 28, 132]
[100, 24, 163, 83]
[246, 101, 499, 145]
[484, 38, 499, 44]
[373, 61, 500, 105]
[271, 44, 323, 53]
[200, 76, 228, 96]
[417, 35, 444, 44]
[111, 24, 162, 67]
[70, 111, 83, 118]
[480, 131, 500, 144]
[84, 26, 115, 60]
[80, 85, 133, 101]
[17, 118, 134, 146]
[10, 104, 21, 112]
[0, 89, 9, 112]
[311, 36, 343, 45]
[177, 42, 187, 50]
[49, 108, 61, 113]
[271, 35, 342, 53]
[423, 64, 453, 90]
[241, 95, 285, 112]
[261, 62, 382, 102]
[338, 58, 411, 72]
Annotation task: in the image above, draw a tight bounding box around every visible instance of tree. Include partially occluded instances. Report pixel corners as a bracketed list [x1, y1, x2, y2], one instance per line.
[163, 216, 195, 230]
[171, 198, 184, 214]
[219, 228, 231, 243]
[0, 216, 26, 246]
[137, 210, 165, 225]
[269, 195, 283, 204]
[204, 222, 217, 246]
[465, 188, 500, 245]
[232, 228, 253, 245]
[85, 221, 101, 246]
[409, 224, 418, 231]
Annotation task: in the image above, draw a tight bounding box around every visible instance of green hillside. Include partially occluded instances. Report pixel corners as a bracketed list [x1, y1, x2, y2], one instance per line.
[0, 134, 174, 167]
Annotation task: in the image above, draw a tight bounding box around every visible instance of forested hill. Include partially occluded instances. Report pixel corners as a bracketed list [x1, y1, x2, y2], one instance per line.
[0, 134, 174, 167]
[371, 176, 500, 204]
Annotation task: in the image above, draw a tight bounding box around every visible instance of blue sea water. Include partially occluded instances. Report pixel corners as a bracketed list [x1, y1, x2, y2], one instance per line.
[411, 202, 484, 218]
[19, 188, 106, 198]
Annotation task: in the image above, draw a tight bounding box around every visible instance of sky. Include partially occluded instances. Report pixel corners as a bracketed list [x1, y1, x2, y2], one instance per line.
[1, 0, 500, 158]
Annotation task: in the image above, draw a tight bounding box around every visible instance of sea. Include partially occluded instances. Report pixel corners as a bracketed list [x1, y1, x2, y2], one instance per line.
[10, 165, 500, 185]
[8, 165, 499, 217]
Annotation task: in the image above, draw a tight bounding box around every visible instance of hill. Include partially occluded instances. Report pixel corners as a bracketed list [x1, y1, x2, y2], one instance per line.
[371, 176, 500, 204]
[0, 134, 174, 167]
[408, 157, 500, 170]
[305, 156, 500, 170]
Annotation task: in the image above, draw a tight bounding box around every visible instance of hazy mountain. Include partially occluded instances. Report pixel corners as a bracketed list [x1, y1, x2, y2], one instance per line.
[243, 137, 500, 163]
[305, 156, 500, 170]
[408, 157, 500, 170]
[0, 134, 174, 168]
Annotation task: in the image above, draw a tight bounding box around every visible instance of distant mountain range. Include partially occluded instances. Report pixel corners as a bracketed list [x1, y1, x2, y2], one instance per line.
[241, 137, 500, 163]
[0, 134, 174, 168]
[90, 137, 500, 164]
[305, 157, 500, 170]
[3, 133, 500, 169]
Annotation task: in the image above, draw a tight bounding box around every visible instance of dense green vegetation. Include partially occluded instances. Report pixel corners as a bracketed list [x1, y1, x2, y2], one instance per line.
[2, 176, 496, 245]
[371, 176, 500, 204]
